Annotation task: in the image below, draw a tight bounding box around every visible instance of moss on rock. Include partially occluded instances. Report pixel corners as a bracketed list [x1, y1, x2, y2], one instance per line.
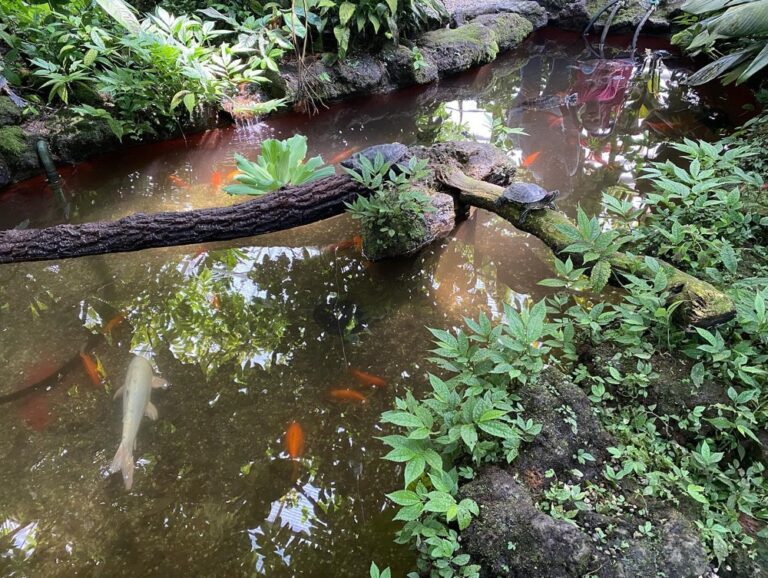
[0, 96, 23, 127]
[0, 126, 27, 159]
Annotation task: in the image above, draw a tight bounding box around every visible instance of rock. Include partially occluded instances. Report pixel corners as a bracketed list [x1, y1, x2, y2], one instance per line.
[50, 117, 120, 165]
[0, 95, 23, 127]
[0, 125, 38, 177]
[460, 468, 595, 577]
[452, 0, 548, 29]
[722, 542, 768, 577]
[515, 368, 614, 479]
[360, 191, 457, 261]
[538, 0, 684, 32]
[0, 154, 10, 189]
[418, 14, 533, 76]
[341, 143, 410, 173]
[419, 140, 516, 185]
[461, 470, 709, 577]
[380, 45, 439, 87]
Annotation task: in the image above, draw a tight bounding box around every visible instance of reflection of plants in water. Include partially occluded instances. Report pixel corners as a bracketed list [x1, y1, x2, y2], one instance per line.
[416, 103, 472, 143]
[130, 253, 287, 376]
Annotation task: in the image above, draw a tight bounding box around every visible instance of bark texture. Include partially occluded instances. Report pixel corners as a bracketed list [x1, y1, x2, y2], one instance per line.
[0, 175, 364, 263]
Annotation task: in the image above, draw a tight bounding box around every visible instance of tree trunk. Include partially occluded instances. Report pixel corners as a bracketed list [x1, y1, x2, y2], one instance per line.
[0, 176, 364, 264]
[436, 165, 736, 328]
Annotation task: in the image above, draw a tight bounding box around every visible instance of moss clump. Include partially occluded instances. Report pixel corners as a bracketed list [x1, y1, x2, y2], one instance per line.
[0, 126, 27, 159]
[0, 96, 22, 126]
[361, 211, 427, 261]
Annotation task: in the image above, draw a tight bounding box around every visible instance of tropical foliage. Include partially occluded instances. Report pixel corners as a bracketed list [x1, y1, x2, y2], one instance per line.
[674, 0, 768, 85]
[224, 134, 334, 195]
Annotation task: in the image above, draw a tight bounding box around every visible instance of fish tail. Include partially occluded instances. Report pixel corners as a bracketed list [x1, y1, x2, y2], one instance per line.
[110, 441, 134, 490]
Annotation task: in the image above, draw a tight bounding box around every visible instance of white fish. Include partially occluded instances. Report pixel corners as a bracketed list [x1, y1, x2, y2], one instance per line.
[110, 356, 166, 490]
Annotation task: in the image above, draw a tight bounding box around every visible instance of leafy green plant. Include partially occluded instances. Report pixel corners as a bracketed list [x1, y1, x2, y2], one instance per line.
[345, 154, 435, 252]
[380, 303, 548, 576]
[555, 206, 629, 292]
[674, 0, 768, 85]
[224, 135, 334, 196]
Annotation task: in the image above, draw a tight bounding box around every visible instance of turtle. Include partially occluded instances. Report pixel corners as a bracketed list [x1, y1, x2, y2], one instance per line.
[494, 182, 560, 224]
[340, 143, 409, 173]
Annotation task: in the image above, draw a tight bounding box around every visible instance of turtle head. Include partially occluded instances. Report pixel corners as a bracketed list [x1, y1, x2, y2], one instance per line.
[548, 189, 561, 202]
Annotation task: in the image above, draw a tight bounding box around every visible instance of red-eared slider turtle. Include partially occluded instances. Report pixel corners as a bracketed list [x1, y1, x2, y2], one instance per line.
[340, 143, 409, 173]
[495, 182, 559, 223]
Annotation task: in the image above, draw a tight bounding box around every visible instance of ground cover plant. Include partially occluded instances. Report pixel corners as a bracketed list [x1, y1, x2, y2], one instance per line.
[379, 115, 768, 575]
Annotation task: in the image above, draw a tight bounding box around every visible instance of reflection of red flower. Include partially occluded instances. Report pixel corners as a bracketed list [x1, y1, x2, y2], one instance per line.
[574, 60, 634, 135]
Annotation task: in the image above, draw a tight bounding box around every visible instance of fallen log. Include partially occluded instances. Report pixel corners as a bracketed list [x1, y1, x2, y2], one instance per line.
[0, 175, 365, 264]
[436, 165, 736, 328]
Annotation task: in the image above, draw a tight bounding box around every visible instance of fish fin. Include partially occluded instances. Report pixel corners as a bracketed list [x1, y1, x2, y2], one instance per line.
[151, 376, 167, 389]
[112, 385, 124, 400]
[110, 441, 135, 491]
[145, 402, 158, 421]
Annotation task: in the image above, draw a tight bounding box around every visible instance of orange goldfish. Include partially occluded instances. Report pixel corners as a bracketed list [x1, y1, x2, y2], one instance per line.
[546, 114, 564, 129]
[329, 388, 368, 403]
[79, 352, 101, 386]
[104, 312, 126, 334]
[168, 175, 189, 188]
[210, 171, 223, 188]
[285, 421, 305, 460]
[330, 146, 360, 165]
[226, 169, 240, 182]
[521, 151, 541, 168]
[349, 368, 387, 389]
[353, 235, 362, 250]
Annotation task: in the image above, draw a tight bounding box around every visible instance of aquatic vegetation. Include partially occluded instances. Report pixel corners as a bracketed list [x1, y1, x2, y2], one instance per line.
[224, 135, 333, 195]
[674, 0, 768, 85]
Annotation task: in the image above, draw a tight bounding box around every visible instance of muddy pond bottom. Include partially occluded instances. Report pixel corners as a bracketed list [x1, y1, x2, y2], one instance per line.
[0, 29, 752, 577]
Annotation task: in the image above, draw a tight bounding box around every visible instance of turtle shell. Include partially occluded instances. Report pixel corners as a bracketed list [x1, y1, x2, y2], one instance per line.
[499, 182, 554, 205]
[340, 143, 409, 172]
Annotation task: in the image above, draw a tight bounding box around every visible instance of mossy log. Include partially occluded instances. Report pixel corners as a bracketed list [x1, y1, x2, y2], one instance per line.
[436, 166, 736, 328]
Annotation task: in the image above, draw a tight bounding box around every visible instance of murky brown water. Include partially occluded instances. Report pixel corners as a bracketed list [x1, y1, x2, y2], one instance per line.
[0, 30, 752, 577]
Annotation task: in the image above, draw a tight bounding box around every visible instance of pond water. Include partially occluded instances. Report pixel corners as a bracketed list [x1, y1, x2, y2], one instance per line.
[0, 29, 753, 577]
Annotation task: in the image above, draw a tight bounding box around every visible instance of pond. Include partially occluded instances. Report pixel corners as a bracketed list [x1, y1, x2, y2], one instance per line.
[0, 29, 753, 577]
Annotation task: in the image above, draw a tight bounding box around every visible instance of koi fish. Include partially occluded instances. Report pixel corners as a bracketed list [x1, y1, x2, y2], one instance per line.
[19, 393, 51, 431]
[211, 171, 223, 189]
[226, 169, 240, 182]
[323, 238, 355, 253]
[330, 146, 360, 165]
[349, 368, 387, 389]
[285, 421, 305, 460]
[104, 312, 126, 335]
[110, 356, 166, 490]
[521, 151, 541, 168]
[353, 235, 362, 250]
[546, 114, 564, 129]
[168, 175, 189, 188]
[329, 388, 368, 403]
[79, 351, 102, 386]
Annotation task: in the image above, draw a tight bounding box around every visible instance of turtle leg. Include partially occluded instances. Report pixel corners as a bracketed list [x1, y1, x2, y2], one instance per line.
[518, 208, 531, 225]
[547, 201, 558, 210]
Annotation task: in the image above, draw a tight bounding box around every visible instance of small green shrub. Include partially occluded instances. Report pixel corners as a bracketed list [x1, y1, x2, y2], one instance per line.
[344, 154, 435, 255]
[224, 135, 334, 196]
[380, 302, 550, 577]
